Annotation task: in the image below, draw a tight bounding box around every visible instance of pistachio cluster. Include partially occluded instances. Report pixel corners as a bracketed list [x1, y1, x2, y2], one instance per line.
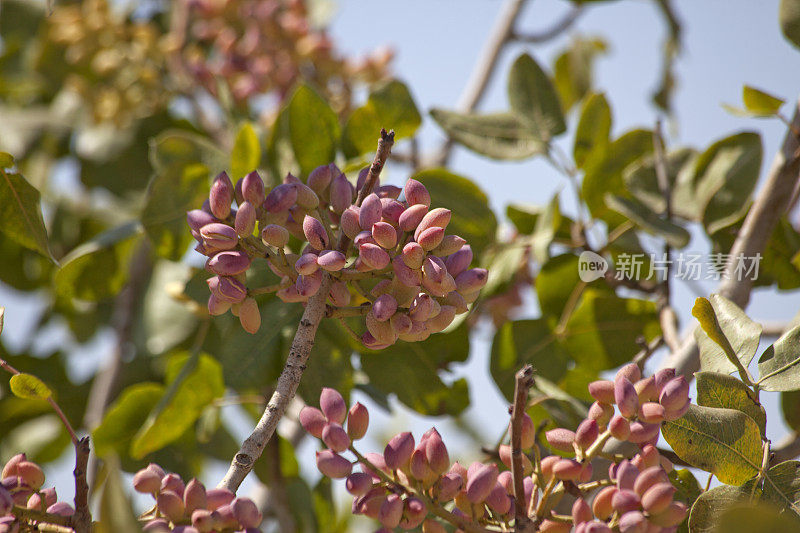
[1, 454, 76, 531]
[302, 365, 691, 532]
[188, 165, 487, 347]
[132, 465, 261, 532]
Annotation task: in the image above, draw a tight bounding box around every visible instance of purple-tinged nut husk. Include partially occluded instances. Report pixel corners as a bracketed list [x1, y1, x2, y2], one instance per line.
[0, 487, 12, 516]
[432, 234, 466, 256]
[553, 459, 582, 481]
[664, 397, 691, 421]
[239, 297, 261, 334]
[192, 509, 213, 532]
[426, 305, 456, 333]
[486, 482, 511, 514]
[320, 388, 347, 424]
[390, 313, 413, 336]
[46, 501, 75, 517]
[330, 172, 354, 213]
[434, 472, 463, 502]
[183, 478, 207, 514]
[317, 250, 346, 271]
[241, 170, 264, 205]
[616, 362, 642, 383]
[398, 203, 428, 232]
[422, 256, 447, 283]
[649, 501, 688, 527]
[414, 207, 451, 240]
[264, 183, 298, 212]
[545, 428, 576, 452]
[303, 215, 329, 250]
[628, 421, 660, 443]
[609, 415, 631, 440]
[424, 430, 450, 475]
[142, 518, 171, 533]
[588, 401, 614, 427]
[359, 243, 390, 270]
[347, 402, 369, 440]
[16, 462, 44, 490]
[572, 497, 593, 524]
[409, 448, 436, 485]
[316, 450, 352, 478]
[328, 281, 351, 306]
[638, 445, 661, 469]
[207, 250, 251, 276]
[209, 172, 234, 219]
[261, 224, 289, 248]
[539, 520, 571, 533]
[615, 460, 640, 490]
[160, 473, 184, 496]
[634, 466, 670, 497]
[346, 472, 373, 496]
[378, 494, 403, 529]
[617, 511, 647, 533]
[638, 402, 666, 424]
[399, 496, 427, 529]
[404, 179, 431, 207]
[322, 422, 351, 452]
[402, 241, 425, 269]
[372, 294, 398, 321]
[307, 164, 335, 195]
[295, 253, 320, 275]
[575, 419, 599, 450]
[589, 380, 617, 408]
[445, 245, 472, 277]
[339, 206, 360, 239]
[384, 432, 415, 470]
[614, 376, 639, 418]
[296, 270, 323, 297]
[133, 466, 162, 494]
[206, 488, 235, 511]
[592, 486, 618, 520]
[212, 503, 237, 530]
[294, 183, 319, 209]
[380, 198, 405, 225]
[466, 463, 498, 504]
[659, 376, 690, 410]
[611, 489, 641, 515]
[392, 256, 422, 287]
[200, 223, 239, 250]
[157, 489, 184, 522]
[187, 210, 218, 233]
[417, 226, 445, 251]
[634, 376, 658, 402]
[372, 221, 398, 249]
[231, 497, 263, 528]
[454, 268, 488, 293]
[354, 230, 377, 247]
[211, 276, 247, 303]
[234, 201, 256, 236]
[654, 368, 676, 393]
[359, 193, 383, 230]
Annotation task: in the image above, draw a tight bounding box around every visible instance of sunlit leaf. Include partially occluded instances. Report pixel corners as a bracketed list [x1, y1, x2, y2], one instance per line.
[430, 110, 546, 160]
[757, 324, 800, 391]
[230, 122, 261, 180]
[696, 371, 766, 436]
[0, 168, 52, 260]
[693, 295, 762, 375]
[507, 53, 566, 140]
[573, 92, 611, 169]
[9, 373, 52, 400]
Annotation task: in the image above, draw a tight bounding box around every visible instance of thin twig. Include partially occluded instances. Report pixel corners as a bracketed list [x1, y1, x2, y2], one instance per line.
[511, 6, 583, 43]
[70, 437, 91, 533]
[511, 365, 536, 532]
[218, 130, 394, 492]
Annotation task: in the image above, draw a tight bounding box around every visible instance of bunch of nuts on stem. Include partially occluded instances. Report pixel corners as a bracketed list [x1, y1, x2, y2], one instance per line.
[133, 464, 262, 532]
[1, 453, 76, 531]
[187, 164, 487, 347]
[301, 364, 691, 533]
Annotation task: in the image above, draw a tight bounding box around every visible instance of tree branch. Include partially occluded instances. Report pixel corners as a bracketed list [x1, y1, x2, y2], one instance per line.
[511, 365, 536, 532]
[70, 437, 91, 533]
[217, 130, 394, 492]
[661, 97, 800, 378]
[511, 6, 583, 43]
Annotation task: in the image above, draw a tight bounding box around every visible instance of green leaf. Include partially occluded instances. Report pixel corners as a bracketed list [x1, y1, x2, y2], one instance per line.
[53, 222, 142, 301]
[696, 371, 767, 436]
[0, 168, 52, 259]
[490, 318, 569, 401]
[688, 482, 758, 533]
[505, 204, 574, 238]
[669, 468, 703, 508]
[531, 193, 562, 263]
[742, 86, 785, 116]
[148, 130, 226, 176]
[92, 383, 164, 457]
[9, 373, 52, 400]
[692, 132, 762, 234]
[692, 295, 762, 375]
[536, 254, 612, 319]
[95, 458, 141, 533]
[760, 460, 800, 516]
[0, 152, 13, 167]
[130, 353, 224, 459]
[604, 194, 691, 248]
[713, 503, 800, 533]
[563, 291, 660, 371]
[287, 85, 339, 175]
[757, 324, 800, 391]
[582, 129, 654, 225]
[781, 390, 800, 431]
[661, 404, 763, 485]
[507, 53, 566, 141]
[573, 92, 611, 169]
[430, 110, 547, 160]
[552, 37, 607, 112]
[141, 162, 210, 260]
[480, 243, 526, 299]
[343, 80, 420, 158]
[780, 0, 800, 49]
[230, 122, 261, 180]
[410, 168, 497, 255]
[623, 147, 700, 220]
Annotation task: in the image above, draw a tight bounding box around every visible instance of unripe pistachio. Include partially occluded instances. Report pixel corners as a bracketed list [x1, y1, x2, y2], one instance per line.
[617, 510, 647, 533]
[417, 226, 445, 251]
[296, 270, 323, 297]
[372, 221, 398, 249]
[572, 497, 592, 524]
[47, 501, 75, 517]
[353, 487, 384, 518]
[466, 463, 499, 504]
[360, 243, 390, 270]
[445, 245, 472, 277]
[200, 223, 239, 250]
[184, 479, 207, 514]
[302, 215, 329, 250]
[340, 206, 361, 238]
[157, 490, 184, 522]
[372, 294, 397, 321]
[486, 482, 511, 514]
[355, 167, 373, 193]
[399, 496, 427, 529]
[454, 268, 488, 293]
[398, 203, 428, 232]
[347, 402, 369, 440]
[634, 466, 669, 497]
[295, 253, 320, 275]
[426, 305, 456, 333]
[664, 397, 691, 421]
[143, 518, 170, 532]
[587, 380, 615, 404]
[319, 388, 347, 424]
[206, 488, 235, 511]
[231, 497, 263, 528]
[239, 297, 260, 334]
[209, 172, 234, 219]
[212, 503, 237, 530]
[361, 331, 389, 350]
[638, 445, 661, 469]
[316, 450, 352, 478]
[192, 509, 214, 532]
[414, 207, 451, 240]
[133, 466, 162, 494]
[403, 179, 431, 207]
[588, 401, 614, 427]
[431, 234, 466, 257]
[545, 428, 576, 452]
[312, 250, 343, 273]
[366, 311, 397, 345]
[497, 444, 533, 475]
[612, 489, 641, 514]
[294, 183, 319, 209]
[638, 402, 666, 424]
[261, 224, 289, 248]
[648, 501, 688, 527]
[242, 170, 265, 205]
[345, 472, 373, 496]
[322, 422, 350, 452]
[575, 419, 599, 449]
[354, 230, 376, 247]
[553, 459, 582, 481]
[359, 194, 383, 230]
[425, 430, 450, 474]
[378, 494, 403, 528]
[609, 415, 631, 440]
[384, 432, 415, 470]
[409, 448, 436, 485]
[443, 291, 469, 314]
[277, 284, 305, 303]
[234, 201, 256, 236]
[380, 198, 405, 225]
[616, 460, 640, 491]
[187, 209, 218, 233]
[207, 251, 251, 276]
[614, 376, 639, 418]
[659, 376, 690, 411]
[654, 368, 676, 393]
[264, 183, 298, 212]
[377, 184, 402, 199]
[160, 473, 184, 497]
[616, 362, 642, 383]
[362, 453, 389, 480]
[422, 256, 446, 283]
[307, 164, 335, 195]
[27, 487, 56, 510]
[422, 519, 447, 533]
[328, 281, 351, 306]
[388, 313, 412, 337]
[593, 486, 618, 520]
[17, 462, 44, 490]
[634, 376, 658, 402]
[402, 241, 425, 269]
[434, 472, 463, 502]
[641, 482, 676, 515]
[329, 173, 354, 213]
[539, 520, 571, 533]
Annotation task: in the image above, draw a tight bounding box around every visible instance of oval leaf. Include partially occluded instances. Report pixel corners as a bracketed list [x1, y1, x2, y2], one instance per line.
[692, 295, 762, 374]
[507, 53, 566, 140]
[696, 371, 767, 436]
[605, 194, 691, 248]
[573, 92, 611, 169]
[742, 86, 785, 116]
[0, 168, 52, 260]
[230, 122, 261, 180]
[780, 0, 800, 49]
[9, 373, 52, 400]
[430, 110, 546, 160]
[757, 324, 800, 391]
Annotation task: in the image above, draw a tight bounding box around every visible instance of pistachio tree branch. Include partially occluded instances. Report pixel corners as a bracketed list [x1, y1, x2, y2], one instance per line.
[511, 365, 536, 532]
[218, 130, 395, 492]
[661, 97, 800, 378]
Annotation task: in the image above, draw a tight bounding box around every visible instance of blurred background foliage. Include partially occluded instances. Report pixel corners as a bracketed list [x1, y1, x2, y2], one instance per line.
[1, 0, 800, 530]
